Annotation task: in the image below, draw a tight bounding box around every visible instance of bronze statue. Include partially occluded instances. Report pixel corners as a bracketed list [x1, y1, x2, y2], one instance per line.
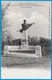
[18, 20, 35, 33]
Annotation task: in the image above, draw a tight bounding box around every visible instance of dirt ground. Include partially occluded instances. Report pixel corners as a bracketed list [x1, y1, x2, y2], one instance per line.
[1, 54, 51, 79]
[2, 54, 51, 70]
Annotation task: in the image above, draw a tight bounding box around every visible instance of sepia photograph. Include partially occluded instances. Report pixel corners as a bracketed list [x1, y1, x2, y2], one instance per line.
[1, 1, 51, 79]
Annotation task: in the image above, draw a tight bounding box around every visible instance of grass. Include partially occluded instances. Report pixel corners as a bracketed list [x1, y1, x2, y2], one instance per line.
[2, 54, 51, 70]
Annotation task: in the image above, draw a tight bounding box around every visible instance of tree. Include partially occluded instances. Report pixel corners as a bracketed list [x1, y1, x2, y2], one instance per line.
[28, 35, 38, 45]
[2, 2, 12, 51]
[2, 2, 10, 18]
[39, 37, 50, 47]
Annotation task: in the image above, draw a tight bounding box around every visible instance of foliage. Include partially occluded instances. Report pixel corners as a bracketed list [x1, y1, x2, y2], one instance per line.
[28, 35, 38, 46]
[39, 37, 50, 47]
[28, 36, 50, 47]
[2, 2, 13, 51]
[28, 36, 50, 55]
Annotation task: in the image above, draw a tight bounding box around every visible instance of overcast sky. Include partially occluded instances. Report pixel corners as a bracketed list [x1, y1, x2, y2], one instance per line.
[2, 1, 51, 39]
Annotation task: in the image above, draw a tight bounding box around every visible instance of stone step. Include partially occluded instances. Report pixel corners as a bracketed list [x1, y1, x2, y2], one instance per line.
[4, 45, 35, 51]
[3, 52, 39, 58]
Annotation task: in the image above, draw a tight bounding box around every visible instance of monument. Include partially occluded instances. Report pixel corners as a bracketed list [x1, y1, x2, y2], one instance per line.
[19, 19, 34, 46]
[4, 19, 42, 58]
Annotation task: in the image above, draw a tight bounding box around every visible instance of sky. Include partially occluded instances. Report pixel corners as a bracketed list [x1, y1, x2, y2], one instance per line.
[2, 1, 51, 39]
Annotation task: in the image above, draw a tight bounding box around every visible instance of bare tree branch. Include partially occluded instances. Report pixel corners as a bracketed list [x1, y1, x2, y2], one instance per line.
[2, 2, 12, 43]
[2, 3, 10, 16]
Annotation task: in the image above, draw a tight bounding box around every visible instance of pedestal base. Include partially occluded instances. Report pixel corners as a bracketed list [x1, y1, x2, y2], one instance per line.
[35, 45, 42, 57]
[3, 45, 42, 58]
[21, 39, 28, 46]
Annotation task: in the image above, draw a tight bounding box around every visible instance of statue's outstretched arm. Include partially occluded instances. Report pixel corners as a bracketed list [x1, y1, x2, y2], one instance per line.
[30, 22, 35, 25]
[27, 22, 35, 27]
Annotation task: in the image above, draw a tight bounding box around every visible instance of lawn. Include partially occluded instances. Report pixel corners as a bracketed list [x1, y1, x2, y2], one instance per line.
[2, 54, 51, 70]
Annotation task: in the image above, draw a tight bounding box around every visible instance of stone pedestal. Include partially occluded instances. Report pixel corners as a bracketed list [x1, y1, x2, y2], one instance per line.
[3, 45, 42, 58]
[21, 30, 28, 46]
[4, 45, 9, 55]
[35, 45, 42, 57]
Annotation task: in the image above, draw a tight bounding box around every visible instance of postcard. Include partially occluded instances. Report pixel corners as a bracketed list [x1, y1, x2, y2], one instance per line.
[1, 1, 51, 79]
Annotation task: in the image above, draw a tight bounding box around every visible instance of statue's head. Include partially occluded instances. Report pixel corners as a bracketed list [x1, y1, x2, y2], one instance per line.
[23, 19, 26, 23]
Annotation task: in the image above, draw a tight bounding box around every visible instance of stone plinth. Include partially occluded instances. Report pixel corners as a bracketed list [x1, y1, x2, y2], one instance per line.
[3, 45, 42, 58]
[21, 30, 28, 45]
[35, 45, 42, 57]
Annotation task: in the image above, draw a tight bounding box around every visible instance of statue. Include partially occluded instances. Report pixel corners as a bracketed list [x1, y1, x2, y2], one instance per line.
[19, 20, 35, 33]
[18, 20, 35, 45]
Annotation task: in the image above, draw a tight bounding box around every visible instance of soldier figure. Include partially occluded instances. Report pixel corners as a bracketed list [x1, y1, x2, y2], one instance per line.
[19, 20, 34, 33]
[18, 20, 35, 45]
